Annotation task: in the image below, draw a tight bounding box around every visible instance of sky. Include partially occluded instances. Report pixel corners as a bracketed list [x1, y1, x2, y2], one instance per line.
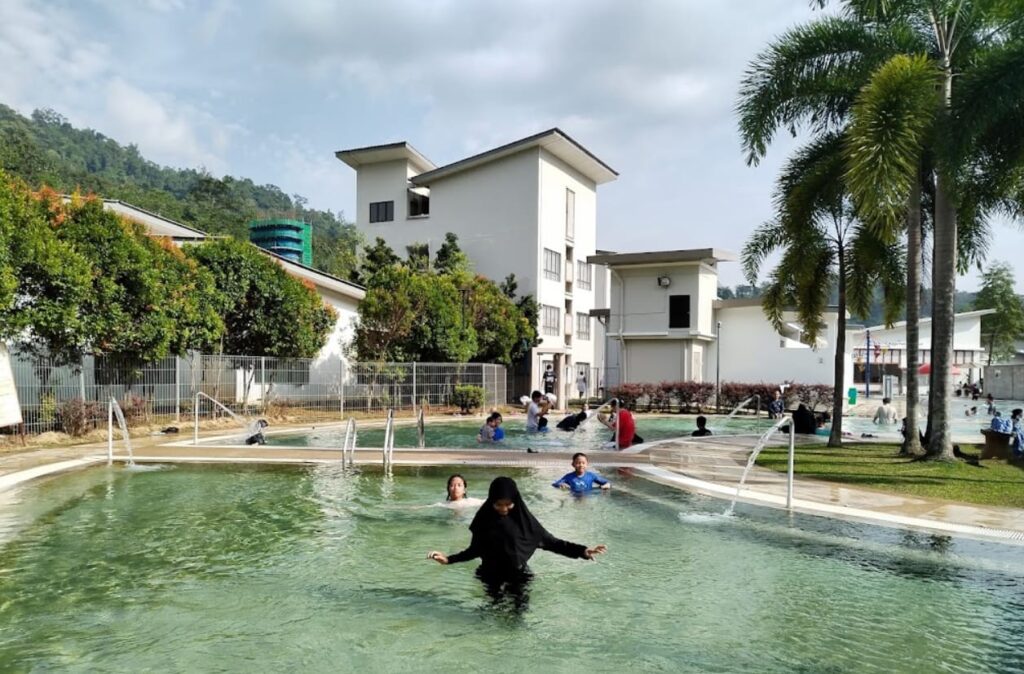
[2, 0, 1022, 292]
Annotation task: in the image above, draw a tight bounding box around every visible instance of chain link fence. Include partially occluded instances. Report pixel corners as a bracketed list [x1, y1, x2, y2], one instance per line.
[7, 348, 509, 435]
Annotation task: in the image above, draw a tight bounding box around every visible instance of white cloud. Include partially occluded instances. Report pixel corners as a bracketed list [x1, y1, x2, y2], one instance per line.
[103, 79, 234, 174]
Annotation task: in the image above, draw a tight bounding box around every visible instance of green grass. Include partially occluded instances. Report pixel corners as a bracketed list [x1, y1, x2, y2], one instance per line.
[756, 443, 1024, 509]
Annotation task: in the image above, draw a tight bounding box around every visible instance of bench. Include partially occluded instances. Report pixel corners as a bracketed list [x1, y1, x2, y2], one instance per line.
[980, 428, 1013, 460]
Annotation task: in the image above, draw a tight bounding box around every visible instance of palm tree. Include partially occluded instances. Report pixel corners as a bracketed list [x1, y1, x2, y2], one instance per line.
[844, 1, 1024, 459]
[742, 133, 904, 448]
[737, 13, 923, 449]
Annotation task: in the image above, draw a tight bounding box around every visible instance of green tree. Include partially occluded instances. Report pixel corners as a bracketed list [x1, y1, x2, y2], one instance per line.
[742, 134, 904, 447]
[185, 238, 334, 357]
[841, 0, 1024, 459]
[973, 262, 1024, 364]
[0, 176, 91, 364]
[359, 237, 401, 282]
[434, 232, 471, 275]
[500, 273, 541, 363]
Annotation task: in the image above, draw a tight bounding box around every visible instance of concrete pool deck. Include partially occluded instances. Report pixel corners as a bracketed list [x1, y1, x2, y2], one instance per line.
[1, 421, 1023, 544]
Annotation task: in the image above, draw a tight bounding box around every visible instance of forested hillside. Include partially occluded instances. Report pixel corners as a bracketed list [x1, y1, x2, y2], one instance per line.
[0, 105, 361, 280]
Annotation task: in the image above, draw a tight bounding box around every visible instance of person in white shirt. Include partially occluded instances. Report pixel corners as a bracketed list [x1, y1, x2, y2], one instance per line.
[873, 397, 898, 425]
[575, 370, 587, 399]
[525, 390, 551, 432]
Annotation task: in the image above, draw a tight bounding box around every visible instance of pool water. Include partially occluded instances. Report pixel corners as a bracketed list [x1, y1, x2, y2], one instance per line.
[1, 465, 1021, 672]
[265, 415, 776, 451]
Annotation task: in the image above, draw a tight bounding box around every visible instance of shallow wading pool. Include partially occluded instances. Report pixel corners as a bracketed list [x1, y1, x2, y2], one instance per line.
[1, 464, 1022, 672]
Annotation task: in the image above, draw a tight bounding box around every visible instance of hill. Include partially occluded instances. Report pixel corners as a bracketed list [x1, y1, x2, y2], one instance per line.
[0, 105, 361, 280]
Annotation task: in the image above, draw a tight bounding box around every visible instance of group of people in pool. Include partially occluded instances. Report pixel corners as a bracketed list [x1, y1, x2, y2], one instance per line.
[429, 458, 610, 612]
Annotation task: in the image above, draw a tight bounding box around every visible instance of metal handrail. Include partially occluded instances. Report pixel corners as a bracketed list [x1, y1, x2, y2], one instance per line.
[417, 406, 425, 449]
[383, 408, 395, 471]
[342, 418, 357, 467]
[193, 391, 248, 445]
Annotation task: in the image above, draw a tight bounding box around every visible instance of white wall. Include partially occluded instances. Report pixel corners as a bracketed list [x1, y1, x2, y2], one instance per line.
[356, 160, 413, 229]
[310, 289, 360, 384]
[609, 263, 713, 337]
[707, 305, 840, 386]
[626, 340, 691, 382]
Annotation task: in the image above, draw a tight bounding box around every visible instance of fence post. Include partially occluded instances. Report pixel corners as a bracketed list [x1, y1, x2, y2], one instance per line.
[107, 398, 113, 466]
[412, 362, 417, 412]
[79, 359, 86, 401]
[340, 359, 345, 418]
[174, 356, 181, 423]
[260, 356, 267, 414]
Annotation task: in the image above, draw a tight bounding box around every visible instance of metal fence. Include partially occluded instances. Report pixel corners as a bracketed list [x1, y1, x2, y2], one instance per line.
[7, 348, 509, 434]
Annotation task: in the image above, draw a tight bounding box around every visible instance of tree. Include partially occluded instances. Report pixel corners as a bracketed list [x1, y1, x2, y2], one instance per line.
[500, 273, 541, 363]
[434, 232, 471, 275]
[742, 134, 903, 447]
[0, 175, 92, 364]
[973, 262, 1024, 364]
[841, 0, 1024, 459]
[185, 238, 334, 358]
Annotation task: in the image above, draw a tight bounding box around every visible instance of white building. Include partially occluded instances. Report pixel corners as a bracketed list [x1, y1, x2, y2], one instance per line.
[336, 129, 617, 400]
[589, 247, 991, 395]
[97, 199, 365, 378]
[849, 310, 994, 395]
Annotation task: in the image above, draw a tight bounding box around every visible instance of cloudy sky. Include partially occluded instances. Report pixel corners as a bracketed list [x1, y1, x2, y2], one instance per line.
[3, 0, 1022, 291]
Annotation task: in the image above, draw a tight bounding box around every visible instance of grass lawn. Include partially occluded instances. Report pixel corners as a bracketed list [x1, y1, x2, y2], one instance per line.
[755, 443, 1024, 509]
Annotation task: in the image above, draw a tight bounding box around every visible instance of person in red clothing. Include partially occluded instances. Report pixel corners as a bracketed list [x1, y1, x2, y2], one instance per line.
[599, 399, 639, 449]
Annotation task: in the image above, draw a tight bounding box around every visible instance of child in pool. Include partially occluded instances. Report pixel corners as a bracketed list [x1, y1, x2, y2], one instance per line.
[552, 453, 610, 493]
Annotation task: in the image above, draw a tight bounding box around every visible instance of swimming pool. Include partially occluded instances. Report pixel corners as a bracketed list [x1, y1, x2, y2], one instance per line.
[1, 464, 1021, 672]
[263, 415, 775, 451]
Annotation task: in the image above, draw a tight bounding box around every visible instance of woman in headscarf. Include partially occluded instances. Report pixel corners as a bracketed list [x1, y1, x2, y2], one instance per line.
[427, 477, 606, 609]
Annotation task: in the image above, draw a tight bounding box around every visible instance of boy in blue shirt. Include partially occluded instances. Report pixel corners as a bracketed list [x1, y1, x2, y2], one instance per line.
[552, 453, 610, 493]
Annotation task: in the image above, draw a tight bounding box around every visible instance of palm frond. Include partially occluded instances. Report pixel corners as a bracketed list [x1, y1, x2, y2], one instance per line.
[846, 53, 940, 235]
[737, 17, 925, 165]
[740, 220, 788, 285]
[774, 132, 848, 232]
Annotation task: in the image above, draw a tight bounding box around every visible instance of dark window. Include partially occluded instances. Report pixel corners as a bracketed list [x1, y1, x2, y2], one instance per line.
[408, 191, 430, 217]
[669, 295, 691, 329]
[369, 200, 394, 223]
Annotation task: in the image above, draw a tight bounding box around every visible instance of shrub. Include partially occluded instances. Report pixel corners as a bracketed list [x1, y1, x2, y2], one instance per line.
[59, 397, 100, 436]
[452, 385, 484, 413]
[118, 392, 149, 427]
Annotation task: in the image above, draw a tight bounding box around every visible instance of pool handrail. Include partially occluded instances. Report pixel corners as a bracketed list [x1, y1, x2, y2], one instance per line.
[383, 409, 395, 471]
[417, 406, 425, 448]
[193, 391, 248, 445]
[342, 418, 357, 467]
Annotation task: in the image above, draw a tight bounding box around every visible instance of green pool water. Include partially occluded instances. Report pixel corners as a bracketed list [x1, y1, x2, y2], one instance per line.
[1, 464, 1021, 672]
[260, 409, 998, 451]
[264, 415, 776, 451]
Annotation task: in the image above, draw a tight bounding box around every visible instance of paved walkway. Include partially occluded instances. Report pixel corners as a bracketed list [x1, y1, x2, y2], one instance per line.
[1, 421, 1023, 543]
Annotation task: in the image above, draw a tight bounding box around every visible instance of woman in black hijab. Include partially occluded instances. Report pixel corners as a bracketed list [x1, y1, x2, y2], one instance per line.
[427, 477, 606, 609]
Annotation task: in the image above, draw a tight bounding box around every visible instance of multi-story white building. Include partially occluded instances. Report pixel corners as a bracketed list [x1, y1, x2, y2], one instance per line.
[336, 129, 617, 400]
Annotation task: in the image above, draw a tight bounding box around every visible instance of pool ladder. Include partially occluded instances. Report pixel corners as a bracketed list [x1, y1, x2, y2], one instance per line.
[341, 417, 357, 468]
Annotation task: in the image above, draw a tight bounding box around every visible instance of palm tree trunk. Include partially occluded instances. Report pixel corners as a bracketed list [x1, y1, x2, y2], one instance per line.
[926, 67, 957, 461]
[902, 176, 923, 456]
[828, 244, 846, 448]
[927, 169, 957, 460]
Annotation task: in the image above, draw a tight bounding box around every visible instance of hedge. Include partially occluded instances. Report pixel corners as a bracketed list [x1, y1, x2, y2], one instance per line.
[605, 381, 834, 413]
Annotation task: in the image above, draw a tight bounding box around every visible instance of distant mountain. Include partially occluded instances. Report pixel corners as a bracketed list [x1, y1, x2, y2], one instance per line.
[0, 105, 361, 280]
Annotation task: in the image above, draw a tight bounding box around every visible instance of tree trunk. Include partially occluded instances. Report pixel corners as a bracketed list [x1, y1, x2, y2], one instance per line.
[927, 168, 957, 460]
[926, 67, 956, 461]
[828, 244, 846, 448]
[901, 176, 923, 456]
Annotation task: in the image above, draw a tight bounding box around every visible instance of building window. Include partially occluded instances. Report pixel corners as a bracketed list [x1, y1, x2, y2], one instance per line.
[407, 191, 429, 217]
[565, 188, 575, 240]
[542, 305, 560, 336]
[576, 261, 592, 290]
[369, 201, 394, 223]
[543, 248, 561, 281]
[576, 312, 591, 340]
[669, 295, 691, 329]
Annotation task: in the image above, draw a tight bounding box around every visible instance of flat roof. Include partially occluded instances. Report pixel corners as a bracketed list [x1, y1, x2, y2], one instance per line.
[334, 141, 437, 174]
[856, 309, 996, 332]
[409, 128, 617, 186]
[714, 298, 840, 312]
[588, 248, 736, 266]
